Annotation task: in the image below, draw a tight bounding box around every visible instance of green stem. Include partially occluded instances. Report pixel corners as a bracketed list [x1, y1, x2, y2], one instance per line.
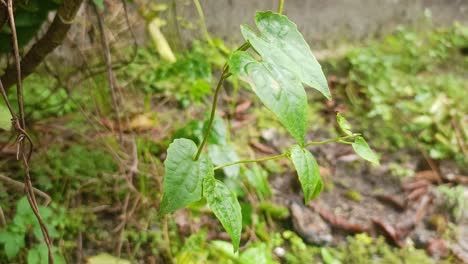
[194, 42, 251, 160]
[214, 153, 287, 170]
[278, 0, 285, 14]
[304, 134, 360, 147]
[213, 134, 359, 170]
[195, 66, 229, 160]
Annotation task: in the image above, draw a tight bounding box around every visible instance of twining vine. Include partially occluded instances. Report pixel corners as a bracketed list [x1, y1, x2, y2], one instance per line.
[0, 0, 55, 263]
[159, 6, 379, 252]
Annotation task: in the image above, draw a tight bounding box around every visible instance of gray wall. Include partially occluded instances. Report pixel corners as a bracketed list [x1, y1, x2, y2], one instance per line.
[173, 0, 468, 46]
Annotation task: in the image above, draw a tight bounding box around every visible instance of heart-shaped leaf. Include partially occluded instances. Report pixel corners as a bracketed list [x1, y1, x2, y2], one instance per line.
[160, 138, 213, 215]
[290, 145, 323, 203]
[229, 51, 308, 143]
[203, 176, 242, 252]
[229, 12, 331, 143]
[242, 12, 331, 99]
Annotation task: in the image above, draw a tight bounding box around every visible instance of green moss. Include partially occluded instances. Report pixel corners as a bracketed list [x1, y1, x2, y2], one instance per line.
[344, 189, 362, 202]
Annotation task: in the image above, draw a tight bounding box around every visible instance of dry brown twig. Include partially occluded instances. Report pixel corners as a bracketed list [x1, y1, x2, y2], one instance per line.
[0, 174, 51, 205]
[0, 0, 54, 263]
[93, 3, 123, 142]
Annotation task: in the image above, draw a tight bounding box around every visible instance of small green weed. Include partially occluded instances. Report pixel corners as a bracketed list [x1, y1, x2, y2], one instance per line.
[0, 197, 66, 263]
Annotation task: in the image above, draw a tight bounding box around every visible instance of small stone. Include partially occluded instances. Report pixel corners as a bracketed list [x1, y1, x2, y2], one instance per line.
[290, 202, 333, 245]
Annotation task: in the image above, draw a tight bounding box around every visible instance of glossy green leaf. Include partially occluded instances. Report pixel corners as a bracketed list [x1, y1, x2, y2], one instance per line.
[352, 136, 380, 165]
[203, 176, 242, 252]
[208, 144, 240, 178]
[290, 145, 323, 203]
[229, 51, 308, 143]
[336, 113, 352, 135]
[229, 12, 331, 143]
[160, 138, 213, 215]
[242, 12, 330, 99]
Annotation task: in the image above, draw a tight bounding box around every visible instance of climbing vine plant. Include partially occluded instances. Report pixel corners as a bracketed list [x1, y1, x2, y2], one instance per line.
[159, 11, 379, 251]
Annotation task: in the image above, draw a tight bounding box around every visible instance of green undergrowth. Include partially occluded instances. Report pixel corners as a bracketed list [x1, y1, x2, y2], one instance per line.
[2, 21, 465, 263]
[123, 40, 226, 107]
[169, 230, 441, 264]
[325, 23, 468, 166]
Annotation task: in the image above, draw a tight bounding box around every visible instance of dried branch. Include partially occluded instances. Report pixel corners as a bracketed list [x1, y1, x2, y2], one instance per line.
[2, 0, 56, 262]
[93, 3, 123, 142]
[0, 174, 51, 205]
[0, 0, 84, 90]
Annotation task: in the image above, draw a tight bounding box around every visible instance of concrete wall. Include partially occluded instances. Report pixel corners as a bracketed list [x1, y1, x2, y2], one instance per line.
[173, 0, 468, 46]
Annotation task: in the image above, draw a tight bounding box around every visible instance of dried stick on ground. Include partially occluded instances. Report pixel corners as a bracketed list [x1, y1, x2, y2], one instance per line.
[0, 174, 51, 205]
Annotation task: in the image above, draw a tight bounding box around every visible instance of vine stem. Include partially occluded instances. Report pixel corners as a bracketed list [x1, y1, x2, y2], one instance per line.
[194, 42, 251, 160]
[304, 133, 360, 147]
[4, 0, 54, 263]
[194, 66, 230, 160]
[214, 153, 287, 170]
[214, 134, 360, 170]
[278, 0, 285, 14]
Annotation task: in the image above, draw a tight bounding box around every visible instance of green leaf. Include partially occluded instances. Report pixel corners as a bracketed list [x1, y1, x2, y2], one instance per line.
[229, 12, 331, 143]
[242, 12, 331, 99]
[336, 113, 352, 135]
[321, 248, 342, 264]
[16, 196, 32, 216]
[0, 231, 24, 260]
[0, 104, 11, 130]
[239, 243, 277, 264]
[204, 114, 227, 145]
[92, 0, 105, 10]
[352, 136, 379, 165]
[229, 51, 308, 143]
[160, 139, 213, 215]
[208, 144, 240, 178]
[290, 145, 323, 203]
[243, 164, 271, 198]
[203, 176, 242, 252]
